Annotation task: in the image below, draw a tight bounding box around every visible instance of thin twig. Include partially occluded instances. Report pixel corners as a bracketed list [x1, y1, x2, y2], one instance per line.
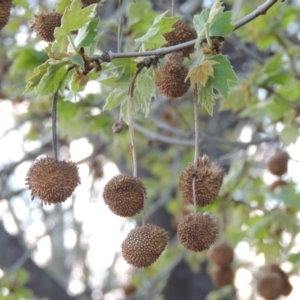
[233, 0, 280, 31]
[133, 122, 278, 148]
[52, 91, 59, 160]
[117, 0, 124, 53]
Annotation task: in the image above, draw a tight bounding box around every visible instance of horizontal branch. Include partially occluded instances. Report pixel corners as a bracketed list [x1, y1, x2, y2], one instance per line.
[93, 0, 280, 62]
[134, 123, 278, 148]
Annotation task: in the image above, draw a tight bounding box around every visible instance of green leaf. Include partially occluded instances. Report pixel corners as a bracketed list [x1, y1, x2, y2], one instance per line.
[193, 0, 234, 49]
[136, 70, 156, 116]
[25, 60, 51, 93]
[54, 0, 97, 48]
[69, 54, 85, 68]
[11, 48, 47, 74]
[74, 18, 101, 48]
[36, 61, 69, 96]
[208, 54, 239, 100]
[135, 12, 181, 49]
[103, 87, 127, 110]
[199, 83, 215, 115]
[281, 125, 299, 145]
[56, 0, 71, 14]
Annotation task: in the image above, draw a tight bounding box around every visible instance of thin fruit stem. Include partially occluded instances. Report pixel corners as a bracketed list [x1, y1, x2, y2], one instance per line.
[52, 91, 58, 160]
[171, 0, 175, 16]
[117, 0, 124, 53]
[192, 86, 199, 213]
[142, 189, 146, 226]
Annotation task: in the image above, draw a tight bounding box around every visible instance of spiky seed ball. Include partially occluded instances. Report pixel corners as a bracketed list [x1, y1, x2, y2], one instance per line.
[209, 241, 234, 267]
[122, 284, 136, 296]
[25, 157, 80, 205]
[268, 179, 287, 192]
[179, 155, 224, 206]
[31, 12, 62, 42]
[103, 174, 146, 217]
[163, 20, 197, 58]
[267, 151, 289, 176]
[267, 264, 292, 296]
[0, 0, 12, 31]
[177, 212, 218, 252]
[211, 266, 234, 287]
[257, 273, 283, 300]
[121, 224, 170, 268]
[154, 53, 190, 98]
[282, 280, 293, 296]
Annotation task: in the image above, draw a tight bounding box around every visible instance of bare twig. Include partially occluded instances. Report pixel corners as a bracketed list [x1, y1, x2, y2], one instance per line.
[134, 122, 278, 148]
[233, 0, 280, 31]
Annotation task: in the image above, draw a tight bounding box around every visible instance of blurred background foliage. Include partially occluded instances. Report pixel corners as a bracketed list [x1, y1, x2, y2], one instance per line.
[0, 0, 300, 299]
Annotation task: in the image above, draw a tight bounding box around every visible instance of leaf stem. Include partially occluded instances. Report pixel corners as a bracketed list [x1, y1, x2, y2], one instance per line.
[52, 91, 59, 160]
[68, 34, 77, 53]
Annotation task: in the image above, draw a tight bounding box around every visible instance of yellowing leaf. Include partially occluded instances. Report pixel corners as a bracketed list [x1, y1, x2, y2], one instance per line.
[207, 0, 222, 24]
[186, 60, 219, 87]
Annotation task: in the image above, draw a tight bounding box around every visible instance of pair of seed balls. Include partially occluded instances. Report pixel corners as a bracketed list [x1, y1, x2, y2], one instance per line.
[154, 20, 197, 98]
[103, 174, 170, 268]
[177, 155, 224, 252]
[257, 264, 293, 300]
[26, 157, 80, 205]
[209, 241, 235, 287]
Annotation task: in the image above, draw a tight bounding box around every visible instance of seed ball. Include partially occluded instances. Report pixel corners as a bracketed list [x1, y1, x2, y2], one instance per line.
[211, 266, 234, 287]
[121, 224, 170, 268]
[154, 53, 190, 98]
[31, 12, 62, 42]
[268, 179, 287, 192]
[0, 0, 12, 31]
[81, 0, 100, 6]
[25, 157, 80, 205]
[257, 273, 283, 300]
[266, 264, 292, 296]
[103, 174, 146, 217]
[179, 154, 224, 206]
[177, 212, 218, 252]
[267, 151, 289, 176]
[209, 241, 234, 267]
[112, 120, 126, 133]
[163, 20, 197, 58]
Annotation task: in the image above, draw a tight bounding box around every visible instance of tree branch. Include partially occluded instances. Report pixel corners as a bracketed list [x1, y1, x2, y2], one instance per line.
[93, 0, 280, 62]
[134, 123, 278, 148]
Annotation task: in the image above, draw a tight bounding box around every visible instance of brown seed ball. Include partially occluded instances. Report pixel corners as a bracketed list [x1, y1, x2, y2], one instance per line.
[25, 157, 80, 205]
[268, 179, 287, 192]
[257, 273, 283, 300]
[81, 0, 100, 6]
[211, 266, 234, 287]
[177, 212, 218, 252]
[31, 12, 62, 42]
[103, 174, 146, 217]
[282, 280, 293, 296]
[179, 155, 224, 206]
[267, 264, 292, 296]
[0, 0, 12, 31]
[121, 224, 170, 268]
[163, 20, 197, 58]
[209, 241, 234, 267]
[267, 151, 289, 176]
[154, 53, 190, 98]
